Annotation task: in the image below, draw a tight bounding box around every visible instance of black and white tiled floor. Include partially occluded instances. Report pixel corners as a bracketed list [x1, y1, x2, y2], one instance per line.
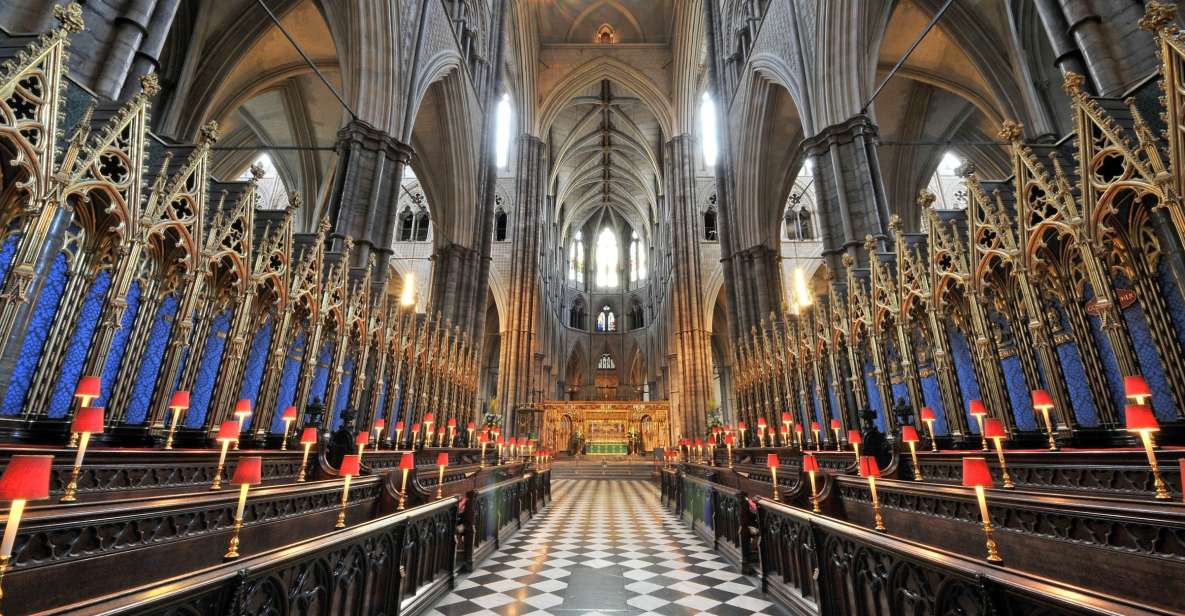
[428, 479, 785, 616]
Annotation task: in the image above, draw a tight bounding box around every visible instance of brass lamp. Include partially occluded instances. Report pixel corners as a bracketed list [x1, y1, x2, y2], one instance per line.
[336, 454, 360, 528]
[164, 390, 190, 450]
[1030, 390, 1058, 451]
[724, 433, 734, 468]
[446, 418, 456, 446]
[232, 399, 251, 450]
[393, 420, 405, 448]
[803, 453, 821, 512]
[0, 456, 52, 614]
[279, 406, 297, 451]
[919, 407, 938, 452]
[1125, 404, 1170, 499]
[297, 427, 318, 482]
[983, 418, 1014, 489]
[423, 413, 435, 447]
[69, 376, 101, 448]
[848, 429, 862, 462]
[810, 421, 821, 450]
[372, 418, 386, 449]
[224, 456, 261, 560]
[411, 422, 421, 449]
[830, 419, 842, 451]
[900, 425, 923, 481]
[781, 412, 792, 444]
[355, 431, 369, 458]
[968, 400, 989, 451]
[61, 406, 104, 502]
[397, 452, 414, 510]
[211, 421, 240, 490]
[963, 456, 1002, 562]
[767, 453, 781, 502]
[435, 452, 449, 499]
[858, 456, 886, 532]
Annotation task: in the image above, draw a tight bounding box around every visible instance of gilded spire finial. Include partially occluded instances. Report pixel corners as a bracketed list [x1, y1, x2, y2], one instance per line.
[140, 73, 161, 98]
[917, 189, 936, 211]
[53, 3, 84, 33]
[841, 253, 854, 269]
[287, 191, 302, 213]
[1063, 72, 1087, 100]
[888, 214, 901, 234]
[1140, 1, 1177, 33]
[249, 161, 266, 182]
[998, 120, 1024, 143]
[199, 121, 220, 144]
[863, 234, 876, 253]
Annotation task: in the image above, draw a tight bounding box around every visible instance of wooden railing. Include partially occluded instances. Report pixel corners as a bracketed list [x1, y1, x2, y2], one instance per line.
[756, 496, 1175, 616]
[42, 496, 462, 616]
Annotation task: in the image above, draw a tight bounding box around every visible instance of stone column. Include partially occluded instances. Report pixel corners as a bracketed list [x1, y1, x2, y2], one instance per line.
[496, 136, 546, 428]
[667, 135, 713, 438]
[323, 120, 413, 296]
[804, 115, 891, 272]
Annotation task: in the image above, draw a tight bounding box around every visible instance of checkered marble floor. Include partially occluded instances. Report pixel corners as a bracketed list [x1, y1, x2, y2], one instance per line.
[427, 479, 785, 616]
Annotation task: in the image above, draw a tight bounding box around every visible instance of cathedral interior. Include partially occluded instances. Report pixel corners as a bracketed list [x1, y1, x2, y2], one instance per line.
[0, 0, 1182, 614]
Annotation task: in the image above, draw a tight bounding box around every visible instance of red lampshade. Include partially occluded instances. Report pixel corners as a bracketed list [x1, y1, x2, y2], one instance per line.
[830, 419, 841, 430]
[983, 418, 1006, 439]
[399, 452, 415, 470]
[848, 430, 862, 445]
[356, 432, 369, 446]
[962, 456, 993, 487]
[169, 390, 190, 408]
[424, 413, 435, 423]
[695, 438, 703, 447]
[767, 453, 780, 468]
[74, 375, 101, 399]
[738, 421, 747, 430]
[802, 454, 820, 473]
[920, 407, 936, 422]
[217, 420, 240, 442]
[1031, 389, 1053, 409]
[782, 412, 791, 422]
[231, 456, 262, 485]
[374, 418, 385, 429]
[339, 454, 360, 476]
[437, 427, 445, 436]
[496, 435, 505, 445]
[478, 433, 487, 443]
[1124, 375, 1151, 399]
[71, 406, 105, 434]
[436, 452, 449, 467]
[447, 418, 457, 427]
[968, 400, 987, 417]
[0, 455, 53, 501]
[1125, 404, 1160, 432]
[794, 423, 804, 433]
[300, 427, 319, 445]
[724, 434, 734, 445]
[810, 421, 820, 431]
[233, 399, 251, 417]
[858, 456, 880, 478]
[900, 426, 919, 442]
[281, 406, 297, 421]
[411, 423, 421, 434]
[467, 421, 475, 430]
[395, 421, 405, 431]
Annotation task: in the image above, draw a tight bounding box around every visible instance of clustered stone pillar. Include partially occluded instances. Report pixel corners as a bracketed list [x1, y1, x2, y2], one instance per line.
[496, 136, 546, 429]
[804, 115, 891, 271]
[666, 135, 713, 438]
[323, 119, 414, 293]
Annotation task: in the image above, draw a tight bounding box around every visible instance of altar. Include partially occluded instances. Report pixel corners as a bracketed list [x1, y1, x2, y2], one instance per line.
[540, 401, 671, 455]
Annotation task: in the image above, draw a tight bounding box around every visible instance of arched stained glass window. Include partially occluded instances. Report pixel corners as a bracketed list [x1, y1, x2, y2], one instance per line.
[700, 92, 718, 167]
[598, 353, 615, 369]
[568, 231, 584, 283]
[596, 305, 616, 332]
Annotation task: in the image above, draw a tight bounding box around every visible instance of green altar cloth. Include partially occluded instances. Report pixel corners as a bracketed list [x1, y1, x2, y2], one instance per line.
[587, 441, 628, 455]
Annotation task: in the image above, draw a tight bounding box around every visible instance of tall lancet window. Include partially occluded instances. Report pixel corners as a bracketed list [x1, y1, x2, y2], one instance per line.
[596, 306, 617, 332]
[629, 230, 646, 282]
[700, 92, 719, 167]
[568, 231, 585, 284]
[495, 93, 513, 168]
[595, 227, 619, 288]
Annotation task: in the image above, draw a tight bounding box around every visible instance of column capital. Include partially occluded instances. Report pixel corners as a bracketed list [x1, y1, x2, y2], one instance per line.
[802, 115, 879, 156]
[335, 119, 416, 164]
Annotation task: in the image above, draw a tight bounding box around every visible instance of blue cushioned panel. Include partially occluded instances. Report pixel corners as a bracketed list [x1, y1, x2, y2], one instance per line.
[48, 270, 111, 418]
[1057, 342, 1099, 427]
[236, 318, 272, 428]
[945, 321, 981, 432]
[96, 281, 141, 408]
[187, 310, 233, 428]
[3, 253, 69, 415]
[124, 295, 177, 425]
[270, 331, 304, 433]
